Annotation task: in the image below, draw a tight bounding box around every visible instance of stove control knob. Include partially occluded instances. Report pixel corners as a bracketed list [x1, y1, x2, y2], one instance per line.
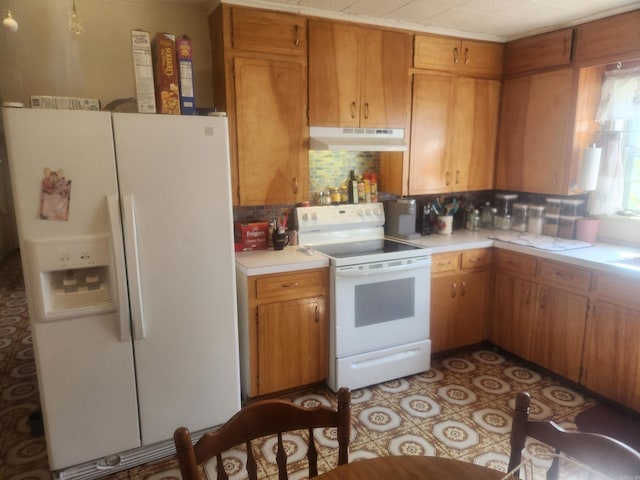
[357, 209, 364, 216]
[373, 207, 381, 215]
[365, 209, 372, 216]
[311, 212, 318, 220]
[302, 213, 309, 221]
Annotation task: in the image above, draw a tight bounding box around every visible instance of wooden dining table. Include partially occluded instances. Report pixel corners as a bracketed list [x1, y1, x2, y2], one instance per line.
[316, 455, 506, 480]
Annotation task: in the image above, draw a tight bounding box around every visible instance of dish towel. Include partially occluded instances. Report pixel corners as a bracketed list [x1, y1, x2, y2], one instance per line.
[488, 232, 592, 251]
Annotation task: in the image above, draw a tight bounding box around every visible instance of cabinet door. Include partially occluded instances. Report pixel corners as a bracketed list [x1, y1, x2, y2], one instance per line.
[430, 275, 458, 353]
[459, 40, 504, 77]
[257, 297, 328, 395]
[414, 35, 460, 71]
[530, 286, 588, 382]
[234, 57, 307, 205]
[582, 301, 640, 411]
[496, 69, 574, 194]
[452, 78, 500, 191]
[409, 74, 454, 194]
[491, 272, 537, 359]
[230, 6, 306, 56]
[361, 28, 411, 128]
[574, 10, 640, 65]
[452, 270, 490, 349]
[308, 21, 361, 127]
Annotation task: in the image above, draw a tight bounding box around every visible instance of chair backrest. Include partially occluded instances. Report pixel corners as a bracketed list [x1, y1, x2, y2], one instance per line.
[509, 391, 640, 479]
[174, 387, 351, 480]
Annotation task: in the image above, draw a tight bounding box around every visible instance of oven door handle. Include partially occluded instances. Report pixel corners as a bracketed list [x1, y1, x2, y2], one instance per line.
[336, 258, 431, 278]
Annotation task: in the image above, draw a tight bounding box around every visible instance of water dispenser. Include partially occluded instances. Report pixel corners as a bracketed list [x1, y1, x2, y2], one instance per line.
[25, 235, 117, 321]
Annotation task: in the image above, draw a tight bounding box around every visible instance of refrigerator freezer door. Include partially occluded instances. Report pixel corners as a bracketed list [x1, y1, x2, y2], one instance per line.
[111, 113, 241, 445]
[2, 108, 140, 469]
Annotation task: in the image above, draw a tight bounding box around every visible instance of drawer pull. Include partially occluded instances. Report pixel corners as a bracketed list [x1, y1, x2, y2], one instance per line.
[451, 282, 457, 298]
[438, 260, 452, 266]
[281, 282, 300, 288]
[525, 288, 531, 305]
[461, 281, 466, 297]
[555, 270, 573, 280]
[468, 257, 478, 263]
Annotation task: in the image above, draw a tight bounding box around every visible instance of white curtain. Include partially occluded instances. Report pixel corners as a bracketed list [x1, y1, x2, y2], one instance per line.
[589, 67, 640, 215]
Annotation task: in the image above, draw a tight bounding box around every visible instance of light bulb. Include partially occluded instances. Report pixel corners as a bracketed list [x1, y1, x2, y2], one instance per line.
[2, 10, 18, 32]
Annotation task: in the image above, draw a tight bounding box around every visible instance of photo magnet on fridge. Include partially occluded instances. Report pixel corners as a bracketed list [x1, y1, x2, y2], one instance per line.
[40, 168, 71, 221]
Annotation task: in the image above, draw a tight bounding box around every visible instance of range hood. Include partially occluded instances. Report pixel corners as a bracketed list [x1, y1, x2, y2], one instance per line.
[309, 126, 408, 152]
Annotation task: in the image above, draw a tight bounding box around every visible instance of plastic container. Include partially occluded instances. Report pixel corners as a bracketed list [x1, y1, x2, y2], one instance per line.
[495, 193, 518, 217]
[527, 205, 545, 235]
[558, 215, 579, 239]
[543, 214, 559, 237]
[560, 199, 585, 217]
[495, 214, 512, 230]
[545, 198, 562, 216]
[511, 203, 528, 232]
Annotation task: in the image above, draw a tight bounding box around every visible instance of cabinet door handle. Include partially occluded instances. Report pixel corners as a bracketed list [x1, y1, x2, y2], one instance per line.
[350, 101, 357, 119]
[281, 282, 300, 288]
[292, 177, 299, 194]
[364, 102, 369, 119]
[464, 47, 469, 64]
[451, 282, 457, 298]
[314, 303, 319, 322]
[453, 47, 459, 64]
[461, 281, 466, 297]
[294, 25, 300, 46]
[539, 290, 546, 309]
[445, 171, 451, 186]
[455, 170, 460, 185]
[525, 288, 531, 305]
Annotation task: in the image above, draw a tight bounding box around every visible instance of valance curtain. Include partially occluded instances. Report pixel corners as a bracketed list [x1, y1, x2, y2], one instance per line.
[589, 67, 640, 215]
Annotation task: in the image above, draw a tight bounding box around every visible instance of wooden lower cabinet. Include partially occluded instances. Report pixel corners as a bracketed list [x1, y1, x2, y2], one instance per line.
[239, 268, 329, 397]
[257, 296, 328, 395]
[491, 251, 589, 383]
[430, 249, 492, 353]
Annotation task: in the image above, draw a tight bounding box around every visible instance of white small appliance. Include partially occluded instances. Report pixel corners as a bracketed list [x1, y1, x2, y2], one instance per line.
[295, 203, 431, 391]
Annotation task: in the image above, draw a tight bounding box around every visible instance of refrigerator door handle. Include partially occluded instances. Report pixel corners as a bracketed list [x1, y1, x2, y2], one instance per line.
[121, 195, 147, 340]
[107, 195, 132, 343]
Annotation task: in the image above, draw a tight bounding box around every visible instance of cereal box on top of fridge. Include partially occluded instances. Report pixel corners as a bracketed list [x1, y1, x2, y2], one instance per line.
[131, 30, 156, 114]
[153, 33, 181, 115]
[176, 35, 196, 115]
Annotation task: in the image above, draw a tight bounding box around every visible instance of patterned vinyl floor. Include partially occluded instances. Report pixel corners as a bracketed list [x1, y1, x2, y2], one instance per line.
[0, 249, 602, 480]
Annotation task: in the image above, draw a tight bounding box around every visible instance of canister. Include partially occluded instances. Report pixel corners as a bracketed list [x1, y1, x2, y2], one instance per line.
[545, 198, 561, 216]
[494, 214, 511, 230]
[495, 193, 518, 217]
[560, 199, 585, 217]
[543, 213, 559, 237]
[527, 205, 545, 235]
[558, 215, 579, 239]
[511, 203, 528, 232]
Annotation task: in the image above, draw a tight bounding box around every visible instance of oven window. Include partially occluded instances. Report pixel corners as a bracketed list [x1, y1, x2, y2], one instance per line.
[354, 278, 415, 327]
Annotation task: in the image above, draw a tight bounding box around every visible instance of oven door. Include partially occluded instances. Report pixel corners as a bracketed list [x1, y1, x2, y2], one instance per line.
[332, 255, 431, 358]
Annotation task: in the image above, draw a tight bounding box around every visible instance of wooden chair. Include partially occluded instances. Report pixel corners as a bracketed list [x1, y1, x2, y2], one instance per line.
[174, 387, 351, 480]
[509, 391, 640, 479]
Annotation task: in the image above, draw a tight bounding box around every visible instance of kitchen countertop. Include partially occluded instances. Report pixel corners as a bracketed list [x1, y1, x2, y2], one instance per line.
[236, 230, 640, 279]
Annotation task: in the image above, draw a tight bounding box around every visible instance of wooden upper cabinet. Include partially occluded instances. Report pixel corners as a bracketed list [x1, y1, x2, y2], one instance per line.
[229, 6, 306, 56]
[574, 9, 640, 66]
[309, 20, 411, 128]
[495, 68, 574, 194]
[409, 74, 499, 194]
[414, 34, 504, 78]
[503, 28, 573, 75]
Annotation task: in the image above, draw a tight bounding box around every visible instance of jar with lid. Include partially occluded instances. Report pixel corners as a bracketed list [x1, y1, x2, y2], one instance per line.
[321, 190, 332, 205]
[528, 205, 545, 235]
[495, 193, 518, 217]
[560, 199, 584, 217]
[330, 187, 341, 204]
[545, 198, 562, 216]
[511, 203, 528, 232]
[558, 215, 579, 239]
[480, 202, 493, 229]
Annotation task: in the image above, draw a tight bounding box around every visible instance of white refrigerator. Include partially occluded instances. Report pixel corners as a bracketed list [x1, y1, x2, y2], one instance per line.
[2, 107, 241, 478]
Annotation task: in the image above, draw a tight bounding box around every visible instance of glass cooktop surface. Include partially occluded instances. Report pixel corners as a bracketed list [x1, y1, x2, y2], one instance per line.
[313, 239, 424, 259]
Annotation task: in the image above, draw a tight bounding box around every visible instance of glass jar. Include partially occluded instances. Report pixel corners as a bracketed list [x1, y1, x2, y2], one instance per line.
[511, 203, 528, 232]
[495, 193, 518, 217]
[330, 187, 341, 204]
[495, 214, 511, 230]
[480, 202, 493, 229]
[321, 190, 332, 205]
[527, 205, 545, 235]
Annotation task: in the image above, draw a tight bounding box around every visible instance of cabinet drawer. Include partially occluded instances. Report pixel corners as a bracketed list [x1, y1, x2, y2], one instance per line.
[255, 270, 326, 301]
[494, 250, 537, 277]
[539, 261, 592, 291]
[595, 273, 640, 308]
[461, 248, 492, 270]
[431, 252, 460, 273]
[230, 6, 306, 56]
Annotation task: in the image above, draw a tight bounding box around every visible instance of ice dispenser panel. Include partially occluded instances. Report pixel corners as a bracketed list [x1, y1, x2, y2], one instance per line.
[25, 235, 117, 321]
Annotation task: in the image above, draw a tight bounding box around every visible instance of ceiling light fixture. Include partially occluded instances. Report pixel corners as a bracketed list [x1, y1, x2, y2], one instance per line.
[2, 10, 18, 32]
[68, 0, 85, 36]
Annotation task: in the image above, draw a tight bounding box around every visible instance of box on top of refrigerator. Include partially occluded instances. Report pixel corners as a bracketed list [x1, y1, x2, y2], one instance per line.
[131, 30, 157, 114]
[176, 35, 196, 115]
[153, 33, 181, 115]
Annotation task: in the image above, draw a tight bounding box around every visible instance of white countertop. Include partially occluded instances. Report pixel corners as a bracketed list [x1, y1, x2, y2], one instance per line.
[236, 230, 640, 279]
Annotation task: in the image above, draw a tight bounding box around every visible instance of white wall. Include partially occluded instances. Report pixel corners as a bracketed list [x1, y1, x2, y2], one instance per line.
[0, 0, 217, 258]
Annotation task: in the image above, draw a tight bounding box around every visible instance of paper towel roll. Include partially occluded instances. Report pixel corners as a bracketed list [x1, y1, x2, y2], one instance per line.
[578, 145, 602, 191]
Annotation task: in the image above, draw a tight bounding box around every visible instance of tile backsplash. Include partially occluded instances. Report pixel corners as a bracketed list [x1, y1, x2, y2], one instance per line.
[308, 151, 379, 195]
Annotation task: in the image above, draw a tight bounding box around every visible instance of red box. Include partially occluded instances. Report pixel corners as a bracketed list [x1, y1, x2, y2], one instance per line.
[234, 222, 269, 251]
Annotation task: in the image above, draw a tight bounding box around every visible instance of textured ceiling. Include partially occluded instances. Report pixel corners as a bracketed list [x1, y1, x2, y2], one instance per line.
[200, 0, 640, 41]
